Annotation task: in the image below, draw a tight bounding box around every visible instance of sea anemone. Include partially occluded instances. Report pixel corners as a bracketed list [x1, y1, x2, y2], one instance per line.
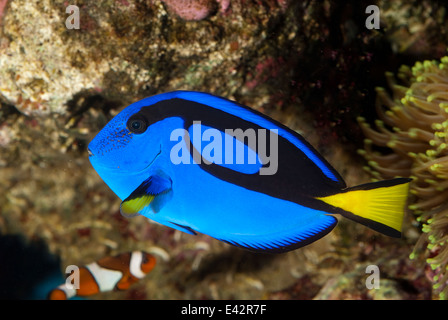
[357, 56, 448, 299]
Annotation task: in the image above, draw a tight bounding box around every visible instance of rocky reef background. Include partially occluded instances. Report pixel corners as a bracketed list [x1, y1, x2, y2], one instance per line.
[0, 0, 447, 299]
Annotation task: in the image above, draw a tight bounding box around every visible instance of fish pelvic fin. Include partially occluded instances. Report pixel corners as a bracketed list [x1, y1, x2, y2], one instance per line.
[316, 178, 412, 238]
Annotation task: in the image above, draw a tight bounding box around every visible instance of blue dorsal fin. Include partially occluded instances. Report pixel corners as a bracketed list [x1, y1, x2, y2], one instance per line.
[120, 173, 173, 218]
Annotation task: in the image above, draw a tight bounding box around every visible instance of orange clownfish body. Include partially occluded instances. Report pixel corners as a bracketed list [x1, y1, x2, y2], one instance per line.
[48, 251, 156, 300]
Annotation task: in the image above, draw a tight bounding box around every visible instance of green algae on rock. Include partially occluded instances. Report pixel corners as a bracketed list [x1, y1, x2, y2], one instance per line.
[0, 0, 294, 116]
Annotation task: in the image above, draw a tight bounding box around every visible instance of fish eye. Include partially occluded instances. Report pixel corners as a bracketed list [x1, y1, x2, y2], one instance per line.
[127, 115, 148, 134]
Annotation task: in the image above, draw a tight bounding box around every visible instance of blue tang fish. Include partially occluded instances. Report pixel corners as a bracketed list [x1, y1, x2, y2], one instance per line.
[88, 91, 411, 253]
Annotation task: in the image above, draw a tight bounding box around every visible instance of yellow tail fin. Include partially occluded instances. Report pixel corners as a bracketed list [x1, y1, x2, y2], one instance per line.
[316, 178, 411, 237]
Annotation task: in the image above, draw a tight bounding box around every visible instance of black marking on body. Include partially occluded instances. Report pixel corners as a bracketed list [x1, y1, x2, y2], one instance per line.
[134, 96, 346, 210]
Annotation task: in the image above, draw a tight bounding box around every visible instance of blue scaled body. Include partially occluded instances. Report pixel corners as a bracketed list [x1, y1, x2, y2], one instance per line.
[88, 91, 410, 253]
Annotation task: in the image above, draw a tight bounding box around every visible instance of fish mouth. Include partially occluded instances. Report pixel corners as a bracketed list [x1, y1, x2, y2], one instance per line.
[91, 145, 162, 174]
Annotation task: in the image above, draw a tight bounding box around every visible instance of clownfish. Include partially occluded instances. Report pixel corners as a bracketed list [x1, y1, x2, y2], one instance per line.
[48, 251, 155, 300]
[88, 91, 411, 254]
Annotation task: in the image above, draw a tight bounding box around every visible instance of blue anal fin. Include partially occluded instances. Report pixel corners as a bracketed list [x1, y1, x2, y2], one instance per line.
[120, 173, 173, 218]
[216, 215, 338, 254]
[167, 222, 198, 235]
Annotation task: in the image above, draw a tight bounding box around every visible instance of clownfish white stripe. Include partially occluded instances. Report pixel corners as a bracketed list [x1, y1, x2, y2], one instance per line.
[48, 251, 156, 300]
[85, 262, 123, 292]
[129, 251, 146, 279]
[57, 283, 77, 299]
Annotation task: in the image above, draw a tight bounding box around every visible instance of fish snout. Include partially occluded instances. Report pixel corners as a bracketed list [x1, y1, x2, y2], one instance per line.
[87, 148, 94, 157]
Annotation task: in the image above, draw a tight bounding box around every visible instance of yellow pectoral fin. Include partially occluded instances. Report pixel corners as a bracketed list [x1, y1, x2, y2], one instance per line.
[119, 172, 173, 218]
[120, 195, 155, 218]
